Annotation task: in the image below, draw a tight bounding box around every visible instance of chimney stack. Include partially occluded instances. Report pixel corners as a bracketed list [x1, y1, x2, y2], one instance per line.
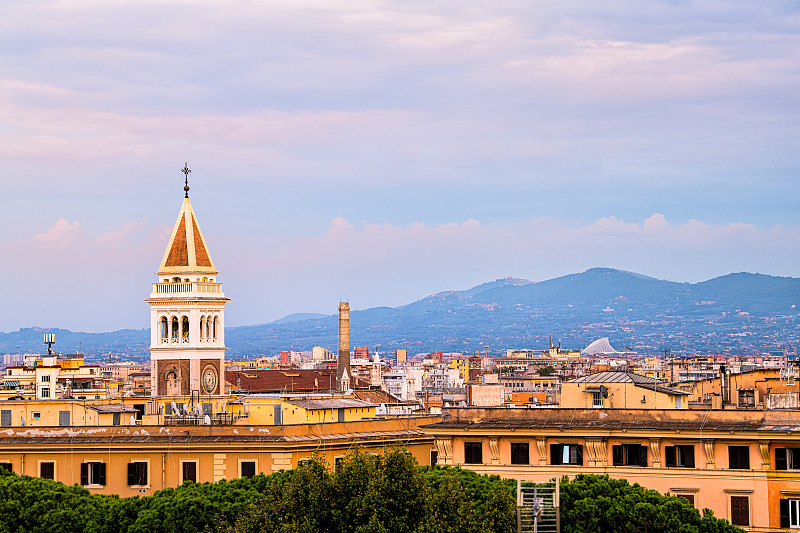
[337, 302, 351, 391]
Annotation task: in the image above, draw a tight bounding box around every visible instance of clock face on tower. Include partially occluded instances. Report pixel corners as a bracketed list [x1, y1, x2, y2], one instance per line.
[202, 366, 218, 393]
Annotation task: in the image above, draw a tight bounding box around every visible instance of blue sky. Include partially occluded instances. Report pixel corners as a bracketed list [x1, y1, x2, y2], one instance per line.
[1, 0, 798, 332]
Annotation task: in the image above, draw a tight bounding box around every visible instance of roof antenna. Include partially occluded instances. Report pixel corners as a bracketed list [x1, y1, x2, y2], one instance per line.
[181, 162, 191, 198]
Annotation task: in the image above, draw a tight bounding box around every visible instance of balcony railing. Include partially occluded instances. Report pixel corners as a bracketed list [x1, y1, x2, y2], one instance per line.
[152, 282, 222, 294]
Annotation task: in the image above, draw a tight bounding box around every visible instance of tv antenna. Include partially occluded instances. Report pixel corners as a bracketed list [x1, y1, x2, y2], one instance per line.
[43, 334, 55, 356]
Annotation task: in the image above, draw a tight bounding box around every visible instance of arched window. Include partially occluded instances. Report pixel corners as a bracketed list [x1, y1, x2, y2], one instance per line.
[160, 317, 168, 341]
[172, 277, 181, 283]
[182, 316, 190, 342]
[171, 316, 179, 341]
[212, 316, 218, 340]
[199, 316, 205, 340]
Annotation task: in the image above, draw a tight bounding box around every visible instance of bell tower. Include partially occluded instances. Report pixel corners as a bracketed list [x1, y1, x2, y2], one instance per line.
[146, 165, 229, 396]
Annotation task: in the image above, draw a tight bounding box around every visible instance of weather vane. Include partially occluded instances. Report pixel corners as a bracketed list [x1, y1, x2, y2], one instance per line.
[181, 162, 191, 198]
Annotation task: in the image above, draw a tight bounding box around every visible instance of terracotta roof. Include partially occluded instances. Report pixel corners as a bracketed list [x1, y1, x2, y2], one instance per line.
[158, 197, 217, 275]
[285, 399, 375, 410]
[227, 369, 359, 393]
[353, 389, 405, 404]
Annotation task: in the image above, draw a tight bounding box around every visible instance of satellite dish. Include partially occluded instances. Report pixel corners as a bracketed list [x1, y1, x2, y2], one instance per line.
[204, 414, 211, 425]
[130, 415, 136, 425]
[20, 416, 26, 427]
[600, 385, 609, 399]
[196, 404, 203, 415]
[170, 401, 178, 414]
[183, 404, 190, 415]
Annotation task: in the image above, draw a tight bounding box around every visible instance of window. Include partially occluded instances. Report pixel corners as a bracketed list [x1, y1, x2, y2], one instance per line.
[0, 410, 10, 427]
[40, 462, 54, 480]
[0, 463, 12, 473]
[32, 412, 41, 420]
[430, 450, 438, 466]
[550, 444, 583, 466]
[781, 499, 800, 528]
[612, 444, 647, 466]
[737, 389, 755, 408]
[58, 411, 70, 426]
[665, 445, 695, 468]
[676, 494, 694, 506]
[181, 461, 197, 483]
[112, 413, 121, 426]
[41, 388, 50, 398]
[728, 446, 750, 470]
[133, 404, 145, 421]
[127, 462, 148, 486]
[591, 391, 604, 408]
[41, 375, 50, 383]
[730, 496, 749, 526]
[335, 457, 345, 473]
[775, 447, 800, 470]
[511, 443, 529, 465]
[464, 442, 483, 464]
[241, 461, 256, 478]
[80, 462, 106, 486]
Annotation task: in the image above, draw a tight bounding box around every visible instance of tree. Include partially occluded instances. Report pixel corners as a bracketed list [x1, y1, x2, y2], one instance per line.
[538, 365, 556, 376]
[560, 474, 744, 533]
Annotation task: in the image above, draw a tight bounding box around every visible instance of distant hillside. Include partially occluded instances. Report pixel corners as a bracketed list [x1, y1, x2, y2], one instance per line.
[1, 268, 797, 359]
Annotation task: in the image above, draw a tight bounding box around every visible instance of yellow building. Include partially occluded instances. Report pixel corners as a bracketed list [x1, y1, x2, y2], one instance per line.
[448, 359, 471, 383]
[0, 416, 438, 497]
[561, 371, 689, 410]
[424, 407, 800, 530]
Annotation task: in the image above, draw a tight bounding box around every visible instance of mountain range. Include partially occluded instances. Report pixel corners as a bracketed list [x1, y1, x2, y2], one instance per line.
[1, 268, 798, 360]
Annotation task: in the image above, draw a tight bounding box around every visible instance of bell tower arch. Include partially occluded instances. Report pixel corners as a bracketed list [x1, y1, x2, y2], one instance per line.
[146, 165, 229, 396]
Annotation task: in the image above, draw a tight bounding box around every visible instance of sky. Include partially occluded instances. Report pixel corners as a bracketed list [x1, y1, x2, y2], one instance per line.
[1, 0, 799, 333]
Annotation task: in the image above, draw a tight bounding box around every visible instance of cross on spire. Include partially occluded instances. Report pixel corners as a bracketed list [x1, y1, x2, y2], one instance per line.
[182, 163, 191, 198]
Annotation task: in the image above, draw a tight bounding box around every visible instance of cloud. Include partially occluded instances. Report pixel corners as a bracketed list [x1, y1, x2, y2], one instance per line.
[33, 218, 81, 246]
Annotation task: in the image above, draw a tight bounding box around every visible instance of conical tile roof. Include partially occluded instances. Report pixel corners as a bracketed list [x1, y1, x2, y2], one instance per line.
[157, 198, 217, 275]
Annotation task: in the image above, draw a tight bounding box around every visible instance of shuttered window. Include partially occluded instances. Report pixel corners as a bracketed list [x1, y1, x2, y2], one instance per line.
[612, 444, 648, 466]
[550, 444, 583, 466]
[728, 446, 750, 469]
[511, 443, 529, 465]
[40, 462, 54, 480]
[730, 496, 749, 526]
[0, 410, 11, 427]
[464, 442, 483, 464]
[665, 445, 695, 468]
[182, 461, 197, 483]
[127, 462, 148, 486]
[241, 461, 256, 478]
[80, 462, 106, 485]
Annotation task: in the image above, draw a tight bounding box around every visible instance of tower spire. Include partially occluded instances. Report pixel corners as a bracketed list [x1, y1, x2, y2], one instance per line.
[181, 162, 191, 198]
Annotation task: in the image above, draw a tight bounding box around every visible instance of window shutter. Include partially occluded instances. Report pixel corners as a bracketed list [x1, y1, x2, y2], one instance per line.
[665, 446, 676, 467]
[639, 445, 648, 467]
[612, 445, 623, 466]
[577, 445, 584, 466]
[684, 446, 695, 468]
[128, 463, 136, 485]
[139, 463, 148, 485]
[511, 444, 518, 465]
[776, 448, 787, 470]
[97, 463, 106, 486]
[780, 499, 790, 528]
[80, 463, 88, 485]
[550, 444, 561, 465]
